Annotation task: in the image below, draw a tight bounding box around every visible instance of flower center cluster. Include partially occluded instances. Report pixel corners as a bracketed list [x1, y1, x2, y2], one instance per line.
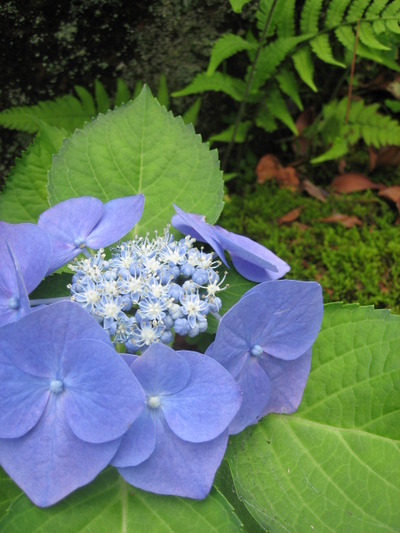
[68, 228, 225, 353]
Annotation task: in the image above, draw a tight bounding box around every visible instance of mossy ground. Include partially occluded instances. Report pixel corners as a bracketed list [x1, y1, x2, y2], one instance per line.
[220, 182, 400, 313]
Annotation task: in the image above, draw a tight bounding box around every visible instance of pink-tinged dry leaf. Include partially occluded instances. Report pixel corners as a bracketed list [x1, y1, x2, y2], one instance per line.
[321, 213, 363, 228]
[302, 179, 328, 203]
[276, 166, 300, 191]
[256, 154, 281, 184]
[369, 146, 400, 171]
[331, 173, 384, 193]
[378, 186, 400, 213]
[277, 207, 302, 225]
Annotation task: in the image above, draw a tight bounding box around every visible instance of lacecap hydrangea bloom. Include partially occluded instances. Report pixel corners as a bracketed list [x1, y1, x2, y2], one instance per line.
[0, 195, 323, 507]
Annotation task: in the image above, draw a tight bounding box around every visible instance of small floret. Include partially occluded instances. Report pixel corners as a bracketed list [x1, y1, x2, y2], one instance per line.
[38, 195, 145, 274]
[112, 344, 242, 498]
[206, 280, 323, 434]
[0, 301, 145, 507]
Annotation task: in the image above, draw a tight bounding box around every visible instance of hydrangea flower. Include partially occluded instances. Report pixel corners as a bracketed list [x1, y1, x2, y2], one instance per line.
[0, 301, 145, 507]
[111, 343, 242, 498]
[171, 205, 290, 282]
[206, 280, 323, 434]
[38, 195, 145, 274]
[0, 222, 51, 326]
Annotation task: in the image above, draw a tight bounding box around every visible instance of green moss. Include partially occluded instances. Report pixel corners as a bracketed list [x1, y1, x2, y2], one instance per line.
[219, 184, 400, 313]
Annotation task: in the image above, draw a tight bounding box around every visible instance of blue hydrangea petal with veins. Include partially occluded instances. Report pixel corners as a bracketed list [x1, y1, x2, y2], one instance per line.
[171, 205, 290, 282]
[111, 344, 242, 498]
[0, 222, 51, 326]
[38, 195, 144, 274]
[206, 280, 323, 434]
[0, 301, 145, 507]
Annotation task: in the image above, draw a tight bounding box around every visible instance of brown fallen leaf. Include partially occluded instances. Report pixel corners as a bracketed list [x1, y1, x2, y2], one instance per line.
[378, 186, 400, 213]
[277, 207, 302, 225]
[302, 179, 328, 202]
[256, 154, 281, 184]
[331, 173, 384, 193]
[321, 213, 362, 228]
[276, 166, 300, 191]
[369, 146, 400, 171]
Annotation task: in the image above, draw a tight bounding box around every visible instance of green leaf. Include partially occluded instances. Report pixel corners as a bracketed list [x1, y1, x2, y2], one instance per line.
[311, 136, 348, 164]
[172, 72, 246, 102]
[0, 125, 66, 223]
[0, 468, 21, 522]
[94, 80, 111, 114]
[48, 86, 224, 235]
[229, 0, 252, 13]
[182, 97, 202, 126]
[0, 468, 243, 532]
[209, 121, 252, 144]
[156, 73, 170, 109]
[207, 34, 257, 76]
[227, 304, 400, 532]
[115, 79, 131, 107]
[310, 34, 346, 67]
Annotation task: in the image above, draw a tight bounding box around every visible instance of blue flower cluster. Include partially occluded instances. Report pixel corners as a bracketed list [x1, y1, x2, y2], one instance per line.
[0, 195, 323, 509]
[69, 228, 225, 352]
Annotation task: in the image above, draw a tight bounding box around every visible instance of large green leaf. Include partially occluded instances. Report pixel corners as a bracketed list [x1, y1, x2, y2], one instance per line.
[0, 468, 243, 532]
[48, 86, 224, 236]
[227, 303, 400, 532]
[0, 126, 66, 223]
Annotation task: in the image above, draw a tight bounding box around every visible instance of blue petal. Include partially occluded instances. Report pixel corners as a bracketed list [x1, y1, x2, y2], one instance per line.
[131, 343, 190, 396]
[243, 280, 323, 360]
[117, 417, 229, 499]
[63, 339, 145, 444]
[214, 226, 290, 282]
[111, 409, 156, 467]
[229, 357, 271, 435]
[86, 195, 145, 248]
[0, 397, 121, 507]
[0, 222, 51, 294]
[38, 197, 104, 273]
[0, 348, 49, 438]
[0, 242, 31, 327]
[4, 301, 112, 379]
[171, 205, 228, 266]
[161, 350, 242, 442]
[258, 348, 312, 417]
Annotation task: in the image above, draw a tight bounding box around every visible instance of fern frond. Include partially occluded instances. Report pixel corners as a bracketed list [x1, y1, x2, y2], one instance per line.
[346, 0, 370, 21]
[172, 72, 246, 102]
[326, 0, 351, 27]
[292, 47, 318, 92]
[115, 79, 131, 106]
[0, 94, 91, 134]
[264, 86, 298, 135]
[209, 121, 252, 143]
[359, 21, 391, 50]
[310, 34, 346, 67]
[252, 36, 306, 91]
[94, 80, 110, 114]
[207, 34, 257, 76]
[276, 69, 303, 111]
[300, 0, 324, 35]
[0, 79, 132, 135]
[257, 0, 297, 39]
[229, 0, 252, 14]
